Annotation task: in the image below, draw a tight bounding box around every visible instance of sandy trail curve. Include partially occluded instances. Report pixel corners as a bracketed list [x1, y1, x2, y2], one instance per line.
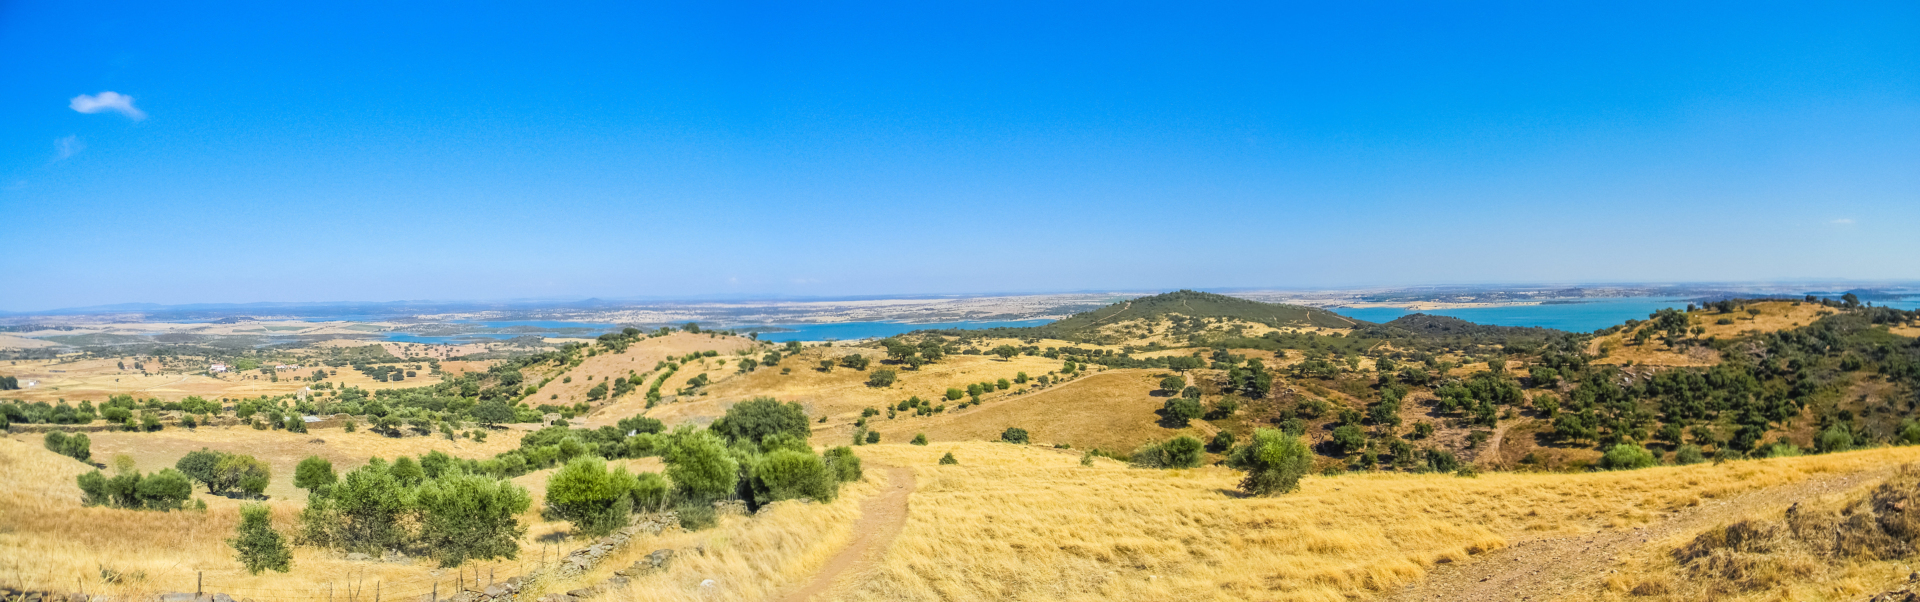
[772, 465, 915, 602]
[1382, 466, 1896, 601]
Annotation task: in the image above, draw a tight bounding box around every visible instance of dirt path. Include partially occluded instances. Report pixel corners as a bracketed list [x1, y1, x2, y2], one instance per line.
[1382, 466, 1896, 601]
[772, 465, 915, 602]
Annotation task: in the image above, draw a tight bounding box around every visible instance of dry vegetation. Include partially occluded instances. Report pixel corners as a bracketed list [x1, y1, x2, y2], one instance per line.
[1587, 301, 1828, 367]
[832, 442, 1920, 602]
[1570, 463, 1920, 602]
[532, 471, 891, 602]
[0, 431, 890, 602]
[637, 345, 1069, 432]
[2, 355, 443, 404]
[881, 369, 1214, 452]
[11, 425, 523, 501]
[0, 437, 531, 602]
[529, 332, 759, 414]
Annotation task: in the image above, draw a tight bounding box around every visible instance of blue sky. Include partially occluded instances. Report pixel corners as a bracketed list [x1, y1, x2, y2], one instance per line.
[2, 1, 1916, 311]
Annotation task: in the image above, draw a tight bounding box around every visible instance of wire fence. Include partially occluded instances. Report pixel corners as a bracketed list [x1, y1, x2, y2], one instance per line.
[18, 545, 583, 602]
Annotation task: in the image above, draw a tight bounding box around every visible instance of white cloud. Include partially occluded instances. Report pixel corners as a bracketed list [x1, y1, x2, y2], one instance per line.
[69, 91, 146, 120]
[1830, 218, 1855, 225]
[54, 135, 83, 161]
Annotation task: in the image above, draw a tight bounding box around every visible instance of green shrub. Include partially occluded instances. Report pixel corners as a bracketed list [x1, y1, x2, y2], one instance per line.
[1229, 429, 1312, 496]
[709, 397, 810, 446]
[298, 459, 410, 554]
[630, 472, 669, 512]
[1161, 398, 1203, 427]
[1674, 444, 1706, 465]
[137, 469, 193, 510]
[1816, 425, 1854, 454]
[77, 468, 192, 511]
[1208, 431, 1236, 453]
[865, 430, 880, 444]
[414, 471, 531, 567]
[1600, 443, 1659, 470]
[866, 369, 896, 387]
[664, 428, 739, 502]
[1330, 425, 1366, 455]
[1132, 436, 1205, 469]
[673, 500, 717, 531]
[1000, 427, 1029, 444]
[823, 447, 863, 483]
[753, 450, 836, 504]
[1423, 448, 1461, 473]
[911, 433, 928, 446]
[939, 452, 958, 465]
[545, 457, 636, 537]
[1159, 375, 1185, 395]
[44, 431, 90, 462]
[177, 448, 225, 492]
[230, 503, 292, 574]
[294, 456, 337, 492]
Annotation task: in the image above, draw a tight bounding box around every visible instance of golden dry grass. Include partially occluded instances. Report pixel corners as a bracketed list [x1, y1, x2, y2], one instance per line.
[0, 437, 536, 602]
[4, 354, 443, 404]
[834, 442, 1920, 602]
[17, 425, 525, 501]
[634, 346, 1070, 435]
[1588, 301, 1828, 367]
[1569, 461, 1920, 602]
[870, 369, 1213, 452]
[529, 471, 890, 602]
[529, 332, 759, 413]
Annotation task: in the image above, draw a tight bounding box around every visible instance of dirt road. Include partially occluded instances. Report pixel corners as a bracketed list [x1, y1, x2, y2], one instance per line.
[1382, 466, 1896, 601]
[772, 465, 915, 602]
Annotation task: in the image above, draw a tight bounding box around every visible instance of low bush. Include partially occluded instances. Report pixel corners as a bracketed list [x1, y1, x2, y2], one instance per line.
[1160, 398, 1203, 427]
[1674, 444, 1706, 465]
[545, 457, 638, 538]
[752, 450, 836, 504]
[230, 503, 292, 574]
[1132, 435, 1206, 469]
[77, 468, 193, 510]
[823, 446, 863, 482]
[44, 431, 91, 462]
[1601, 443, 1659, 470]
[1001, 427, 1030, 444]
[1229, 429, 1312, 496]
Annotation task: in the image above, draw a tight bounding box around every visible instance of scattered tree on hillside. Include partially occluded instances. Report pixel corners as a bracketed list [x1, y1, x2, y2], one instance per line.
[230, 503, 292, 575]
[1230, 429, 1312, 496]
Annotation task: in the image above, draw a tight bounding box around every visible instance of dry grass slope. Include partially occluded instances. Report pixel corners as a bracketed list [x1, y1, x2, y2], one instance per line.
[837, 443, 1920, 602]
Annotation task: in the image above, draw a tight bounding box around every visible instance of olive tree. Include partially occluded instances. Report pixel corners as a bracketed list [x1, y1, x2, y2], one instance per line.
[545, 457, 638, 538]
[417, 470, 531, 565]
[230, 503, 292, 575]
[1230, 429, 1313, 496]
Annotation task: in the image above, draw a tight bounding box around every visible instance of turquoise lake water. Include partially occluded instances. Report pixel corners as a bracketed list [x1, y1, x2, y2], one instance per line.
[1330, 297, 1697, 333]
[212, 294, 1920, 345]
